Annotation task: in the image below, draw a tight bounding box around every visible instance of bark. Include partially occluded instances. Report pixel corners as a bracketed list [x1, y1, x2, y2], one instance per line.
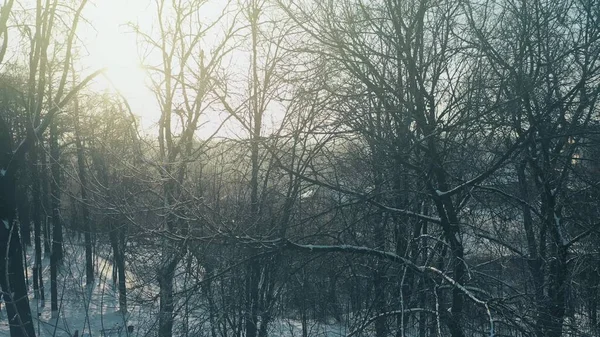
[30, 143, 45, 305]
[245, 259, 260, 337]
[369, 154, 388, 337]
[373, 222, 387, 337]
[430, 155, 466, 337]
[50, 234, 58, 313]
[0, 117, 36, 337]
[245, 2, 263, 335]
[517, 162, 546, 337]
[156, 172, 184, 337]
[158, 257, 178, 337]
[116, 242, 127, 313]
[545, 243, 567, 337]
[49, 121, 62, 314]
[0, 217, 36, 337]
[40, 147, 51, 255]
[257, 309, 271, 337]
[199, 258, 218, 337]
[109, 223, 127, 313]
[542, 194, 568, 337]
[74, 94, 93, 285]
[16, 175, 31, 246]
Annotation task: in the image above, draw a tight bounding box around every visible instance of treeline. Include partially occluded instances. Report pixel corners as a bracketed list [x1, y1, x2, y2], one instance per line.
[1, 0, 600, 337]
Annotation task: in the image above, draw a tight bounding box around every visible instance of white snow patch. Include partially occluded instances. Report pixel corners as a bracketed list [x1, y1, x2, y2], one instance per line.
[300, 189, 315, 199]
[554, 213, 568, 246]
[0, 238, 351, 337]
[2, 219, 8, 229]
[0, 168, 6, 176]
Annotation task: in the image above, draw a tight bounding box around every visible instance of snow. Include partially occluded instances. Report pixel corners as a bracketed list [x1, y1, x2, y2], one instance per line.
[0, 168, 6, 176]
[269, 319, 347, 337]
[300, 189, 315, 199]
[1, 238, 349, 337]
[0, 241, 141, 337]
[554, 213, 569, 246]
[2, 219, 8, 229]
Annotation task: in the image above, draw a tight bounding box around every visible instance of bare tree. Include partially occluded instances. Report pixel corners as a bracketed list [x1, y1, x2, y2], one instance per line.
[0, 0, 101, 334]
[269, 1, 538, 336]
[464, 0, 600, 336]
[133, 0, 236, 335]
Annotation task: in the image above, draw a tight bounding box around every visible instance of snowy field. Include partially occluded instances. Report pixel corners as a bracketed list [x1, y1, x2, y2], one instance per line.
[1, 239, 143, 337]
[0, 237, 348, 337]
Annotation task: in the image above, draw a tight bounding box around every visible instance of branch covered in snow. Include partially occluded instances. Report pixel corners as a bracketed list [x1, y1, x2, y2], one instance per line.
[346, 308, 437, 337]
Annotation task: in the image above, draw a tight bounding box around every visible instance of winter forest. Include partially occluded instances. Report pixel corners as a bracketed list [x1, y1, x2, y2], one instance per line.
[1, 0, 600, 336]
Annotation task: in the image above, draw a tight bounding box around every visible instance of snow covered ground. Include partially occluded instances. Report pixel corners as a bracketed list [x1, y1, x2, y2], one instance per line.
[0, 237, 349, 337]
[1, 238, 142, 337]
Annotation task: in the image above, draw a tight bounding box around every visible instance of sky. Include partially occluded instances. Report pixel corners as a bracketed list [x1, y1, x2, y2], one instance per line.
[79, 0, 161, 132]
[78, 0, 246, 138]
[78, 0, 160, 130]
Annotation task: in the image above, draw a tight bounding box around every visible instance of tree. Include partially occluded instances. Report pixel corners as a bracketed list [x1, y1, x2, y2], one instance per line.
[0, 67, 37, 337]
[86, 99, 136, 314]
[214, 2, 327, 335]
[2, 0, 599, 336]
[133, 0, 236, 335]
[72, 82, 94, 286]
[269, 1, 536, 336]
[0, 0, 100, 334]
[464, 0, 600, 335]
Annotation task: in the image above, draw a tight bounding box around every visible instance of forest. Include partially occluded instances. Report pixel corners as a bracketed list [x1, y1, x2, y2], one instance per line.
[1, 0, 600, 336]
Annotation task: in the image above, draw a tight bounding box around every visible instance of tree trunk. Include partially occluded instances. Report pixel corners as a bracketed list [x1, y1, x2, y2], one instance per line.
[432, 188, 466, 337]
[373, 234, 387, 337]
[158, 257, 178, 337]
[50, 121, 62, 314]
[31, 143, 45, 305]
[74, 93, 93, 285]
[0, 217, 37, 337]
[117, 238, 126, 314]
[245, 2, 263, 336]
[245, 259, 260, 337]
[0, 118, 36, 337]
[544, 199, 568, 337]
[40, 147, 51, 255]
[109, 223, 127, 313]
[545, 243, 567, 337]
[16, 176, 31, 247]
[201, 263, 218, 337]
[50, 232, 58, 314]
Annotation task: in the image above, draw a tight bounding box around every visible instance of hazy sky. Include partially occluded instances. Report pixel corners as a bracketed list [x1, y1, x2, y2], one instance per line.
[80, 0, 160, 131]
[79, 0, 241, 137]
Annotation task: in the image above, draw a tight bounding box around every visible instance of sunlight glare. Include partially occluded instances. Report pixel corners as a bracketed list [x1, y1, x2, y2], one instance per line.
[80, 0, 159, 131]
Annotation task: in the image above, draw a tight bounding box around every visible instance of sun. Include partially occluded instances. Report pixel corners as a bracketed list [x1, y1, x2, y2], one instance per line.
[79, 0, 159, 130]
[79, 0, 234, 136]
